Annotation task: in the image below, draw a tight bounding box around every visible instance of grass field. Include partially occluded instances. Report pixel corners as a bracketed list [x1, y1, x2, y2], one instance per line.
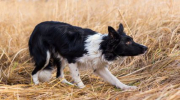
[0, 0, 180, 99]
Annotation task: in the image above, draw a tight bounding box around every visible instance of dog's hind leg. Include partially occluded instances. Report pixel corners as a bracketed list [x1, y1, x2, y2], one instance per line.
[54, 57, 73, 85]
[94, 67, 137, 90]
[59, 65, 73, 85]
[32, 51, 51, 85]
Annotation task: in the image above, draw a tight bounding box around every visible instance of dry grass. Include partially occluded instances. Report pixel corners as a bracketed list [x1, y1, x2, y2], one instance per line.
[0, 0, 180, 99]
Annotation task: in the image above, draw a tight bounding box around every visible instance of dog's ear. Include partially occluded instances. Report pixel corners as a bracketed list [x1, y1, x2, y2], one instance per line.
[117, 23, 124, 34]
[108, 26, 119, 39]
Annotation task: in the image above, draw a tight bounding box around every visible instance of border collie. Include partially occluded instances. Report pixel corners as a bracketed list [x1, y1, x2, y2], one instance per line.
[29, 21, 147, 90]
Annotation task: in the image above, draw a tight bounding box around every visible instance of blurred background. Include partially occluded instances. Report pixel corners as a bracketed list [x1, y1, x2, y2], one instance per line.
[0, 0, 180, 99]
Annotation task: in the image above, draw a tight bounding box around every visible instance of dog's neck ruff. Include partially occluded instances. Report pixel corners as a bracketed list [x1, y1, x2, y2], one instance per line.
[85, 33, 104, 58]
[75, 33, 105, 69]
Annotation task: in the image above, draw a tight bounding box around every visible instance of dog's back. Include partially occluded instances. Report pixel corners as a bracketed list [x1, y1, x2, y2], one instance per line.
[29, 21, 96, 58]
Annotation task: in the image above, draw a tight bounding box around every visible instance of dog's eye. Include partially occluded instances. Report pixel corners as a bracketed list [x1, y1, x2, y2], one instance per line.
[126, 41, 132, 45]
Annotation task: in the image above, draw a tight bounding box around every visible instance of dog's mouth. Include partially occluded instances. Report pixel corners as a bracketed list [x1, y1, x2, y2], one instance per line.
[140, 50, 148, 56]
[141, 46, 148, 55]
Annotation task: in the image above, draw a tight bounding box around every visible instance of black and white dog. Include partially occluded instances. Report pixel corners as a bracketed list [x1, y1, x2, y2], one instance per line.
[29, 21, 147, 90]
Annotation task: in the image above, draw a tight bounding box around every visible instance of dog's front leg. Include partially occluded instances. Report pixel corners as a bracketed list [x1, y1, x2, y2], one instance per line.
[94, 67, 137, 90]
[68, 63, 85, 88]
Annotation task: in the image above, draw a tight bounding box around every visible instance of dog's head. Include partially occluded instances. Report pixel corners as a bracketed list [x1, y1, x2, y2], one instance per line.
[102, 23, 148, 61]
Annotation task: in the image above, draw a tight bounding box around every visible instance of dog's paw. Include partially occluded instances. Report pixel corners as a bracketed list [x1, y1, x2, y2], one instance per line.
[61, 79, 74, 86]
[121, 86, 137, 91]
[78, 85, 86, 89]
[33, 80, 39, 85]
[77, 82, 85, 88]
[33, 82, 40, 85]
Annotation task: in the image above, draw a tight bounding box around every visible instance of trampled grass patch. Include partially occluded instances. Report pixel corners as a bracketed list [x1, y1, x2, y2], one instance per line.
[0, 0, 180, 99]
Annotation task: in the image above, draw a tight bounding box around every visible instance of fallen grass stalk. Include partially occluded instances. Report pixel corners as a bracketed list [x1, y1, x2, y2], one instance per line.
[0, 0, 180, 100]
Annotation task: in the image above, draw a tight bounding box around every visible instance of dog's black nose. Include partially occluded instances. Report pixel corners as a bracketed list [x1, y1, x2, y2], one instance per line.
[142, 46, 148, 53]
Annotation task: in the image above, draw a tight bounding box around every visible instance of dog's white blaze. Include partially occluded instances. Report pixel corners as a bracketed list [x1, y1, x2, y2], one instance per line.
[32, 51, 51, 84]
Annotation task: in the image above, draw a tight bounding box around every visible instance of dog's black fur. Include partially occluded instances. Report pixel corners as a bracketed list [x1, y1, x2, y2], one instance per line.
[29, 21, 97, 77]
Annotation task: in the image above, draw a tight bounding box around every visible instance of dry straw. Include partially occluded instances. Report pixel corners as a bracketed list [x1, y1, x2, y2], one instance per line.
[0, 0, 180, 100]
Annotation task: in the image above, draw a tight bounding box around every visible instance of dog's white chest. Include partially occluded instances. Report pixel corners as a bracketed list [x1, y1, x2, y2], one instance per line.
[77, 54, 107, 70]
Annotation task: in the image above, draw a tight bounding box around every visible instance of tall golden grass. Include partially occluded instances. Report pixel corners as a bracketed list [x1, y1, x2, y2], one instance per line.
[0, 0, 180, 99]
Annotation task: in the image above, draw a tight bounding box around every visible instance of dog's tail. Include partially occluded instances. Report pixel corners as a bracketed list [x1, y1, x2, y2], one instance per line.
[29, 25, 54, 82]
[29, 24, 51, 63]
